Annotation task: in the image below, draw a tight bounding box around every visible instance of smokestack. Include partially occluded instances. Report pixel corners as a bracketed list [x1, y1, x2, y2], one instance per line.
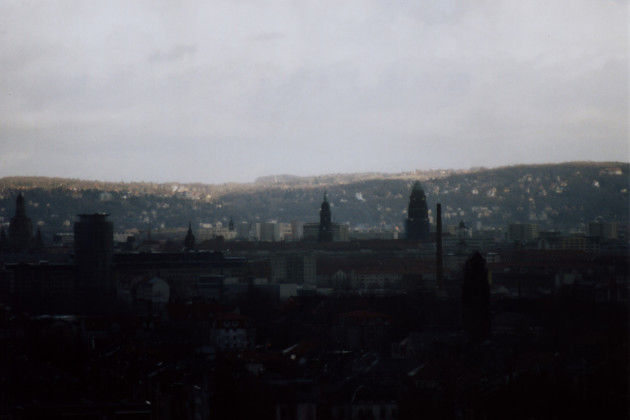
[436, 203, 444, 290]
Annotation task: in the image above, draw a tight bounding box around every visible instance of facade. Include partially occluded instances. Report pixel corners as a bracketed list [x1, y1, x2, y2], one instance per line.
[259, 222, 280, 242]
[270, 252, 316, 285]
[133, 276, 170, 317]
[303, 222, 349, 242]
[198, 228, 237, 242]
[235, 222, 252, 240]
[507, 223, 540, 242]
[588, 222, 619, 240]
[302, 223, 319, 241]
[114, 251, 247, 303]
[290, 220, 304, 241]
[210, 313, 256, 351]
[406, 182, 429, 241]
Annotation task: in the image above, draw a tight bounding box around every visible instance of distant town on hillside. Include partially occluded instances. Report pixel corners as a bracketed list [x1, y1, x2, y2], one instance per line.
[0, 162, 627, 243]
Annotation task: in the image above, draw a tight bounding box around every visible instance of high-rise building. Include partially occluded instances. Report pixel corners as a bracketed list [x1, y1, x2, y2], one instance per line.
[8, 192, 34, 252]
[290, 221, 304, 241]
[235, 222, 252, 240]
[507, 223, 539, 242]
[588, 221, 619, 240]
[74, 213, 114, 293]
[259, 222, 279, 242]
[406, 181, 429, 241]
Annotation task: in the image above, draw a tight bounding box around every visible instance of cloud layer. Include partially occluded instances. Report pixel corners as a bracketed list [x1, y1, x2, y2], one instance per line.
[1, 0, 627, 183]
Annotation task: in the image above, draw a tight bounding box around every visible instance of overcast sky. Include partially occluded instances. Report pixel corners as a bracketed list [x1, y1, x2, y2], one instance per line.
[1, 0, 628, 184]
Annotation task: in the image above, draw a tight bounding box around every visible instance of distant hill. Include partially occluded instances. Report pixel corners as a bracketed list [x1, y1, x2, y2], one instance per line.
[0, 162, 628, 238]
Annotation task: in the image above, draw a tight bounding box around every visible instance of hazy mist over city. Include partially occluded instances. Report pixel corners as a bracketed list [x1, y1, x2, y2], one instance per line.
[1, 0, 628, 184]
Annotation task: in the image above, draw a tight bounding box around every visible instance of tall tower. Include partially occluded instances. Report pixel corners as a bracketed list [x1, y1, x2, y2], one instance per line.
[318, 193, 333, 242]
[406, 182, 429, 241]
[74, 213, 114, 293]
[184, 222, 196, 250]
[9, 192, 34, 252]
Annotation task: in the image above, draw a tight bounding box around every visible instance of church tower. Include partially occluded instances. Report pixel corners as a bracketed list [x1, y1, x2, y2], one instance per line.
[318, 193, 333, 242]
[406, 181, 429, 241]
[9, 192, 34, 252]
[184, 222, 196, 250]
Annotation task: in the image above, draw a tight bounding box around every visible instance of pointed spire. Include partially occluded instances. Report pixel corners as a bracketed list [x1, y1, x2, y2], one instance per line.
[184, 222, 195, 250]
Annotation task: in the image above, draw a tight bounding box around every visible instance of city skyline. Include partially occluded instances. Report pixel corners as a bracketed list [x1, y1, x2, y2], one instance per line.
[1, 0, 628, 184]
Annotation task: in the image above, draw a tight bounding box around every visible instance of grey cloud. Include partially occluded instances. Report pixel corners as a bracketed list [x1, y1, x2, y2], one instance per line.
[147, 45, 197, 63]
[254, 32, 286, 42]
[0, 0, 627, 184]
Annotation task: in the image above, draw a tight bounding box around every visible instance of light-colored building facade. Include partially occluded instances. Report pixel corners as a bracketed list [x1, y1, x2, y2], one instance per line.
[507, 223, 540, 242]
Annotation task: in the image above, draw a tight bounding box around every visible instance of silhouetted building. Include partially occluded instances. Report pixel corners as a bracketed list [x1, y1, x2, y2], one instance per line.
[8, 192, 34, 252]
[297, 192, 351, 242]
[462, 252, 490, 343]
[184, 222, 196, 250]
[406, 181, 429, 241]
[114, 251, 248, 305]
[319, 193, 333, 242]
[74, 213, 114, 294]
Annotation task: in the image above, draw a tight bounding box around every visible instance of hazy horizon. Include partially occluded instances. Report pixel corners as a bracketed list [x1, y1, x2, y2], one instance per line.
[0, 160, 627, 186]
[1, 1, 628, 184]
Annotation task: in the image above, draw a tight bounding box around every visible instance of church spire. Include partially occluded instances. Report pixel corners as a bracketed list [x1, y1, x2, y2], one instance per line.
[318, 192, 332, 242]
[184, 222, 195, 251]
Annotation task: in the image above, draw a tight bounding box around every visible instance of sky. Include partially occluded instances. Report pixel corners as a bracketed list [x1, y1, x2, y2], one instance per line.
[1, 0, 628, 184]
